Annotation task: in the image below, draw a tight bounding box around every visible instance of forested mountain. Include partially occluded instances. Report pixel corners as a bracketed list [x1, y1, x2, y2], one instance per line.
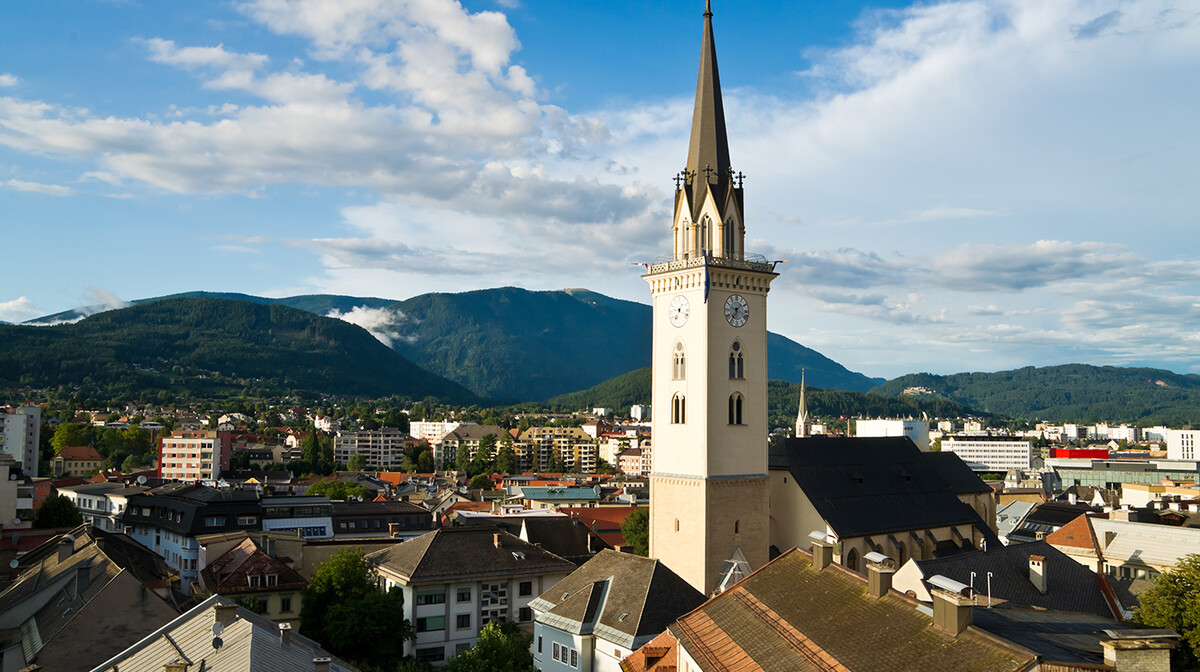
[872, 365, 1200, 425]
[26, 291, 395, 325]
[1, 298, 477, 404]
[548, 368, 982, 428]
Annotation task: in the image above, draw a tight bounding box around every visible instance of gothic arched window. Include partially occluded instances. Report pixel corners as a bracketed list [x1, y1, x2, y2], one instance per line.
[673, 342, 686, 381]
[728, 341, 744, 380]
[728, 393, 743, 425]
[672, 394, 686, 424]
[846, 547, 859, 572]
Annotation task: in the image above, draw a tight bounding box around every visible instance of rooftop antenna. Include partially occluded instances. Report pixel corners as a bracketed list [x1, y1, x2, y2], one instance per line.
[986, 571, 994, 608]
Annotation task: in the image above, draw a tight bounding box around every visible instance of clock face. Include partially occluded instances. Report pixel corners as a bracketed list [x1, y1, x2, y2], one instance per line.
[669, 295, 690, 327]
[724, 294, 749, 327]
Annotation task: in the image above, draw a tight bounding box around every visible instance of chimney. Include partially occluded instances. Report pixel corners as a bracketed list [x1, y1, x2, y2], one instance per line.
[260, 534, 272, 556]
[1029, 555, 1047, 594]
[389, 523, 401, 538]
[494, 533, 503, 548]
[313, 657, 332, 672]
[214, 602, 239, 625]
[866, 556, 896, 598]
[58, 537, 75, 563]
[928, 576, 974, 636]
[164, 662, 189, 672]
[1101, 639, 1175, 672]
[811, 538, 833, 570]
[279, 622, 293, 646]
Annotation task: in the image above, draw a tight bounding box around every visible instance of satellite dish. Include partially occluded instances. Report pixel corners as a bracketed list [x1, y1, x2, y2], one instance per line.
[9, 559, 18, 569]
[212, 621, 225, 636]
[137, 475, 148, 485]
[212, 636, 224, 650]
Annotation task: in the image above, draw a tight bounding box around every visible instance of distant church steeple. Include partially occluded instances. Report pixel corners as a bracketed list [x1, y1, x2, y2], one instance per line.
[796, 370, 810, 438]
[673, 0, 745, 263]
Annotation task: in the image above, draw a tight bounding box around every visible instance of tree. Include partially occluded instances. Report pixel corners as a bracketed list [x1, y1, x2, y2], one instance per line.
[496, 438, 516, 475]
[301, 548, 413, 670]
[51, 423, 91, 454]
[456, 444, 471, 472]
[547, 449, 564, 474]
[1135, 553, 1200, 668]
[417, 450, 434, 473]
[347, 454, 367, 472]
[34, 494, 83, 528]
[445, 621, 535, 672]
[620, 508, 649, 556]
[306, 479, 369, 501]
[468, 474, 494, 491]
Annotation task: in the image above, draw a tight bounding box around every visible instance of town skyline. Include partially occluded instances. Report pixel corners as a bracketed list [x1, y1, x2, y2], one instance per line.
[2, 0, 1198, 380]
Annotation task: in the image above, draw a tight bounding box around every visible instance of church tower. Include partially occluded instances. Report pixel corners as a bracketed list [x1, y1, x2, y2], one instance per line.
[645, 0, 779, 595]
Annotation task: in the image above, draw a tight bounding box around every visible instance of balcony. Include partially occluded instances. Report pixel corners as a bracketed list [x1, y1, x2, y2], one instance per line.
[648, 252, 773, 274]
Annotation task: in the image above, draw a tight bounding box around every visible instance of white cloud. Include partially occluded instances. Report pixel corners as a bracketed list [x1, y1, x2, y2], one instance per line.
[0, 74, 17, 87]
[326, 305, 413, 347]
[3, 179, 72, 196]
[0, 297, 38, 323]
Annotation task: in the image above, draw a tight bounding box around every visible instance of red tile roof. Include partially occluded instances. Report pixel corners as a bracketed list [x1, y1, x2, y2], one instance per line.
[1045, 513, 1104, 552]
[58, 445, 103, 461]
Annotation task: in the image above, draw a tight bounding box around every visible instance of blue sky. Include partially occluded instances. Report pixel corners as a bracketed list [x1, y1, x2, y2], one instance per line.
[2, 0, 1199, 380]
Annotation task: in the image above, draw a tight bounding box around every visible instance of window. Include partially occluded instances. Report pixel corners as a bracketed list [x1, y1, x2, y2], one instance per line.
[729, 341, 744, 379]
[672, 342, 686, 380]
[456, 614, 471, 629]
[571, 649, 579, 668]
[416, 616, 445, 632]
[457, 587, 471, 602]
[728, 393, 744, 425]
[237, 515, 257, 525]
[204, 515, 225, 527]
[266, 574, 278, 587]
[416, 648, 445, 663]
[519, 581, 533, 597]
[846, 547, 859, 572]
[280, 596, 292, 612]
[538, 636, 543, 654]
[553, 643, 561, 661]
[416, 590, 446, 606]
[519, 607, 532, 622]
[248, 574, 261, 587]
[672, 394, 686, 424]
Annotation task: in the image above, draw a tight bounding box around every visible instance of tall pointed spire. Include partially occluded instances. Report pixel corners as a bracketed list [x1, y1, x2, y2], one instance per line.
[796, 369, 810, 438]
[686, 0, 730, 201]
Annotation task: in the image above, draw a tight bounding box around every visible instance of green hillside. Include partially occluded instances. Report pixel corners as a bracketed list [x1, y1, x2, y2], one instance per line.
[0, 298, 477, 404]
[548, 368, 982, 427]
[872, 365, 1200, 424]
[26, 291, 395, 325]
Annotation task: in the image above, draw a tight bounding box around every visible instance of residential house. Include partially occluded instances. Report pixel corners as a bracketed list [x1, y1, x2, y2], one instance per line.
[88, 595, 360, 672]
[52, 445, 104, 477]
[122, 483, 263, 592]
[196, 537, 307, 626]
[518, 427, 599, 473]
[56, 481, 149, 532]
[331, 499, 434, 538]
[1008, 501, 1099, 544]
[531, 549, 704, 672]
[334, 427, 420, 470]
[369, 527, 576, 664]
[558, 506, 642, 552]
[437, 424, 507, 469]
[0, 526, 180, 672]
[157, 429, 233, 482]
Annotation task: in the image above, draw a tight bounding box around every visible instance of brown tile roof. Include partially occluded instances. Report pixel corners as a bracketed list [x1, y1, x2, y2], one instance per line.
[621, 630, 681, 672]
[1045, 512, 1104, 552]
[58, 445, 103, 461]
[669, 549, 1036, 672]
[199, 538, 306, 594]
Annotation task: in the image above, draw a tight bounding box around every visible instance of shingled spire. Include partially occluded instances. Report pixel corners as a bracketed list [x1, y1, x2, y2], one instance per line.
[685, 0, 731, 207]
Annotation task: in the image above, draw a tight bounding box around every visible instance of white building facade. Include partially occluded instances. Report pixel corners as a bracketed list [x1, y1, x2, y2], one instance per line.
[1, 405, 41, 477]
[942, 436, 1037, 471]
[855, 418, 931, 451]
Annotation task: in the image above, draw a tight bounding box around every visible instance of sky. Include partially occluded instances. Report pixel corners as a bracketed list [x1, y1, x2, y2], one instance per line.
[2, 0, 1199, 380]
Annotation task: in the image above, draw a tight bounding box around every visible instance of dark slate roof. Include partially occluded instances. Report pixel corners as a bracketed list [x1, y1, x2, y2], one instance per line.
[368, 527, 576, 584]
[770, 436, 999, 542]
[1025, 502, 1101, 527]
[924, 451, 994, 494]
[520, 517, 612, 565]
[971, 607, 1124, 665]
[123, 486, 262, 536]
[669, 548, 1036, 671]
[530, 550, 705, 648]
[912, 541, 1116, 618]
